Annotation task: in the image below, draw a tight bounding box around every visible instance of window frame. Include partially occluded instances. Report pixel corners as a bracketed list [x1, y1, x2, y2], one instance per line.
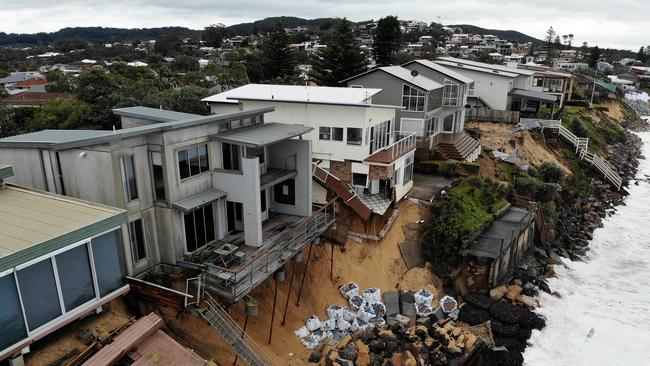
[121, 155, 138, 203]
[401, 84, 426, 112]
[346, 127, 363, 146]
[319, 126, 332, 140]
[183, 204, 216, 253]
[177, 143, 210, 181]
[128, 219, 146, 263]
[332, 127, 344, 141]
[442, 79, 460, 107]
[352, 173, 368, 188]
[403, 155, 414, 185]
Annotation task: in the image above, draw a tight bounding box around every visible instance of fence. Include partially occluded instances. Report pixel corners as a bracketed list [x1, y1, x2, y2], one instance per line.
[466, 108, 520, 124]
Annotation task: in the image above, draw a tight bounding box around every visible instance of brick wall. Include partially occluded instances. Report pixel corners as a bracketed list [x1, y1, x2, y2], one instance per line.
[369, 164, 394, 181]
[330, 160, 352, 184]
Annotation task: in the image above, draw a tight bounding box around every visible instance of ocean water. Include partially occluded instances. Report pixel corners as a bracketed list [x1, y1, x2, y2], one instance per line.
[524, 130, 650, 366]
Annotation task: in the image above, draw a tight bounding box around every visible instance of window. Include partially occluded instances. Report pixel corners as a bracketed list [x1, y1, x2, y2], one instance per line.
[403, 156, 414, 184]
[332, 127, 344, 141]
[150, 152, 165, 201]
[129, 219, 146, 262]
[442, 80, 460, 107]
[261, 190, 267, 212]
[91, 229, 126, 296]
[319, 127, 331, 140]
[56, 244, 95, 311]
[443, 114, 455, 132]
[246, 146, 265, 163]
[534, 77, 544, 87]
[393, 168, 400, 186]
[184, 204, 216, 252]
[369, 120, 391, 153]
[122, 156, 138, 202]
[352, 173, 368, 187]
[16, 259, 62, 331]
[274, 179, 295, 205]
[346, 128, 362, 145]
[402, 84, 426, 111]
[468, 82, 475, 96]
[425, 117, 437, 135]
[222, 143, 241, 171]
[178, 144, 209, 179]
[0, 273, 28, 349]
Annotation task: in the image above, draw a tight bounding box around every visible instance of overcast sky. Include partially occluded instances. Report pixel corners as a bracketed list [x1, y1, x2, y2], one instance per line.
[1, 0, 648, 50]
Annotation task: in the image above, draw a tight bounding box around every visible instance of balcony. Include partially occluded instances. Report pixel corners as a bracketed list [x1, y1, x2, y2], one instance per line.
[365, 131, 417, 164]
[183, 201, 336, 303]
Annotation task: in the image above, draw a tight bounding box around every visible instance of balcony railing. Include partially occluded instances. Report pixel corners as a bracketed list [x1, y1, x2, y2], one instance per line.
[365, 131, 417, 164]
[203, 200, 336, 302]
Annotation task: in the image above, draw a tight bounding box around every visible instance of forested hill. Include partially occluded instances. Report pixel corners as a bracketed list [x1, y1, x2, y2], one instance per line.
[449, 24, 542, 43]
[0, 27, 197, 46]
[227, 16, 340, 35]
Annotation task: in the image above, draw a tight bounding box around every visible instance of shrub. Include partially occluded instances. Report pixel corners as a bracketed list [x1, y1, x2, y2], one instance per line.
[537, 162, 566, 184]
[564, 100, 590, 107]
[568, 116, 588, 138]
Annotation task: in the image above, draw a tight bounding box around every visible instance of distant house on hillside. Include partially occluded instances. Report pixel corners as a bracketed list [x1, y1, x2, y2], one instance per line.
[3, 92, 73, 107]
[6, 78, 47, 95]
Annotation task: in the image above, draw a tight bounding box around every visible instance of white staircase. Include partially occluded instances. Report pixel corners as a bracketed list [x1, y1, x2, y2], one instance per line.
[199, 292, 276, 366]
[520, 118, 623, 190]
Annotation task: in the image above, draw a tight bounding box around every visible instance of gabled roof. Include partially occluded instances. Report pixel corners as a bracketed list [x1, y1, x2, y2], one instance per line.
[401, 59, 474, 84]
[14, 78, 47, 88]
[0, 107, 275, 150]
[2, 92, 73, 106]
[435, 57, 536, 77]
[201, 84, 399, 108]
[112, 106, 201, 122]
[341, 66, 443, 91]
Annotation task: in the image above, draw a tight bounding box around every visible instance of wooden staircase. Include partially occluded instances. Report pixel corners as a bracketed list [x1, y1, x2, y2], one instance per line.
[432, 132, 481, 162]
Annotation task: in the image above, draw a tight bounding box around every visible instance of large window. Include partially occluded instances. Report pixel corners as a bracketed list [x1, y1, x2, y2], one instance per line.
[442, 80, 460, 107]
[150, 152, 165, 201]
[122, 156, 138, 202]
[56, 245, 95, 311]
[352, 173, 368, 187]
[129, 219, 146, 262]
[246, 146, 265, 163]
[17, 259, 62, 331]
[92, 230, 126, 296]
[0, 273, 27, 350]
[274, 179, 295, 205]
[178, 144, 209, 180]
[369, 120, 392, 154]
[222, 143, 241, 171]
[443, 114, 455, 132]
[346, 128, 362, 145]
[332, 127, 344, 141]
[184, 204, 216, 252]
[403, 156, 414, 185]
[402, 84, 426, 111]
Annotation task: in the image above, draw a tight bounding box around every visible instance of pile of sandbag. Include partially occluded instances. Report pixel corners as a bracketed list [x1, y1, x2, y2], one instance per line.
[294, 282, 388, 349]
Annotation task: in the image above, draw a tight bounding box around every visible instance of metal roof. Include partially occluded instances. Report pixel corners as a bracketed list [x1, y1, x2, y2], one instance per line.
[0, 165, 14, 180]
[403, 59, 474, 84]
[377, 66, 443, 91]
[509, 88, 558, 103]
[212, 122, 313, 148]
[467, 207, 533, 259]
[595, 82, 618, 93]
[112, 106, 201, 122]
[172, 189, 227, 212]
[436, 57, 536, 76]
[0, 184, 126, 272]
[202, 84, 385, 106]
[434, 60, 520, 78]
[0, 107, 275, 150]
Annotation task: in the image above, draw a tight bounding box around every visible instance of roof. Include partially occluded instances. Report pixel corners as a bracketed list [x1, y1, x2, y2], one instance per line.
[172, 189, 227, 212]
[0, 73, 40, 85]
[0, 107, 275, 150]
[595, 82, 617, 93]
[0, 184, 126, 272]
[436, 57, 536, 76]
[341, 66, 443, 91]
[112, 106, 201, 122]
[509, 88, 558, 103]
[213, 122, 313, 148]
[202, 84, 400, 108]
[402, 59, 474, 84]
[13, 78, 47, 88]
[467, 207, 533, 259]
[2, 92, 73, 106]
[0, 165, 13, 180]
[83, 313, 209, 366]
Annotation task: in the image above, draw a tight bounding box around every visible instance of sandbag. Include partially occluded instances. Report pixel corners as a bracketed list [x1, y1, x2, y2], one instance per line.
[340, 282, 359, 299]
[305, 315, 322, 331]
[301, 334, 320, 349]
[414, 289, 434, 306]
[321, 318, 337, 332]
[294, 326, 310, 338]
[370, 302, 386, 318]
[351, 318, 369, 333]
[416, 303, 433, 317]
[342, 306, 357, 322]
[349, 295, 367, 310]
[439, 295, 458, 313]
[357, 305, 376, 322]
[327, 304, 343, 319]
[337, 318, 352, 332]
[362, 287, 382, 304]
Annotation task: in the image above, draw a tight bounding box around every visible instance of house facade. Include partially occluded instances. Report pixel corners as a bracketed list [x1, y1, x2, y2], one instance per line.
[0, 107, 314, 282]
[203, 84, 416, 218]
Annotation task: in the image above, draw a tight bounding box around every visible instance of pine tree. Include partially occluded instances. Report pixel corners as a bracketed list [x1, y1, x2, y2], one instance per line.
[638, 46, 647, 64]
[372, 16, 402, 66]
[261, 23, 296, 81]
[589, 46, 601, 68]
[310, 18, 369, 86]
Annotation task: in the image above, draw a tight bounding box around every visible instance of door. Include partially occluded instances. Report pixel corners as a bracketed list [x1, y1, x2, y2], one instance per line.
[260, 189, 269, 222]
[226, 201, 244, 233]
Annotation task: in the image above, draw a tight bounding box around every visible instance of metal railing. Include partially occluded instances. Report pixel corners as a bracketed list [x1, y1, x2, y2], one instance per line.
[519, 118, 623, 190]
[204, 200, 336, 302]
[200, 292, 276, 366]
[382, 131, 417, 161]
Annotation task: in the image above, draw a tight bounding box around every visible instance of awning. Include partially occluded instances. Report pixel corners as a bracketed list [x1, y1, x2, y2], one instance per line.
[172, 189, 226, 212]
[212, 122, 313, 148]
[509, 88, 557, 103]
